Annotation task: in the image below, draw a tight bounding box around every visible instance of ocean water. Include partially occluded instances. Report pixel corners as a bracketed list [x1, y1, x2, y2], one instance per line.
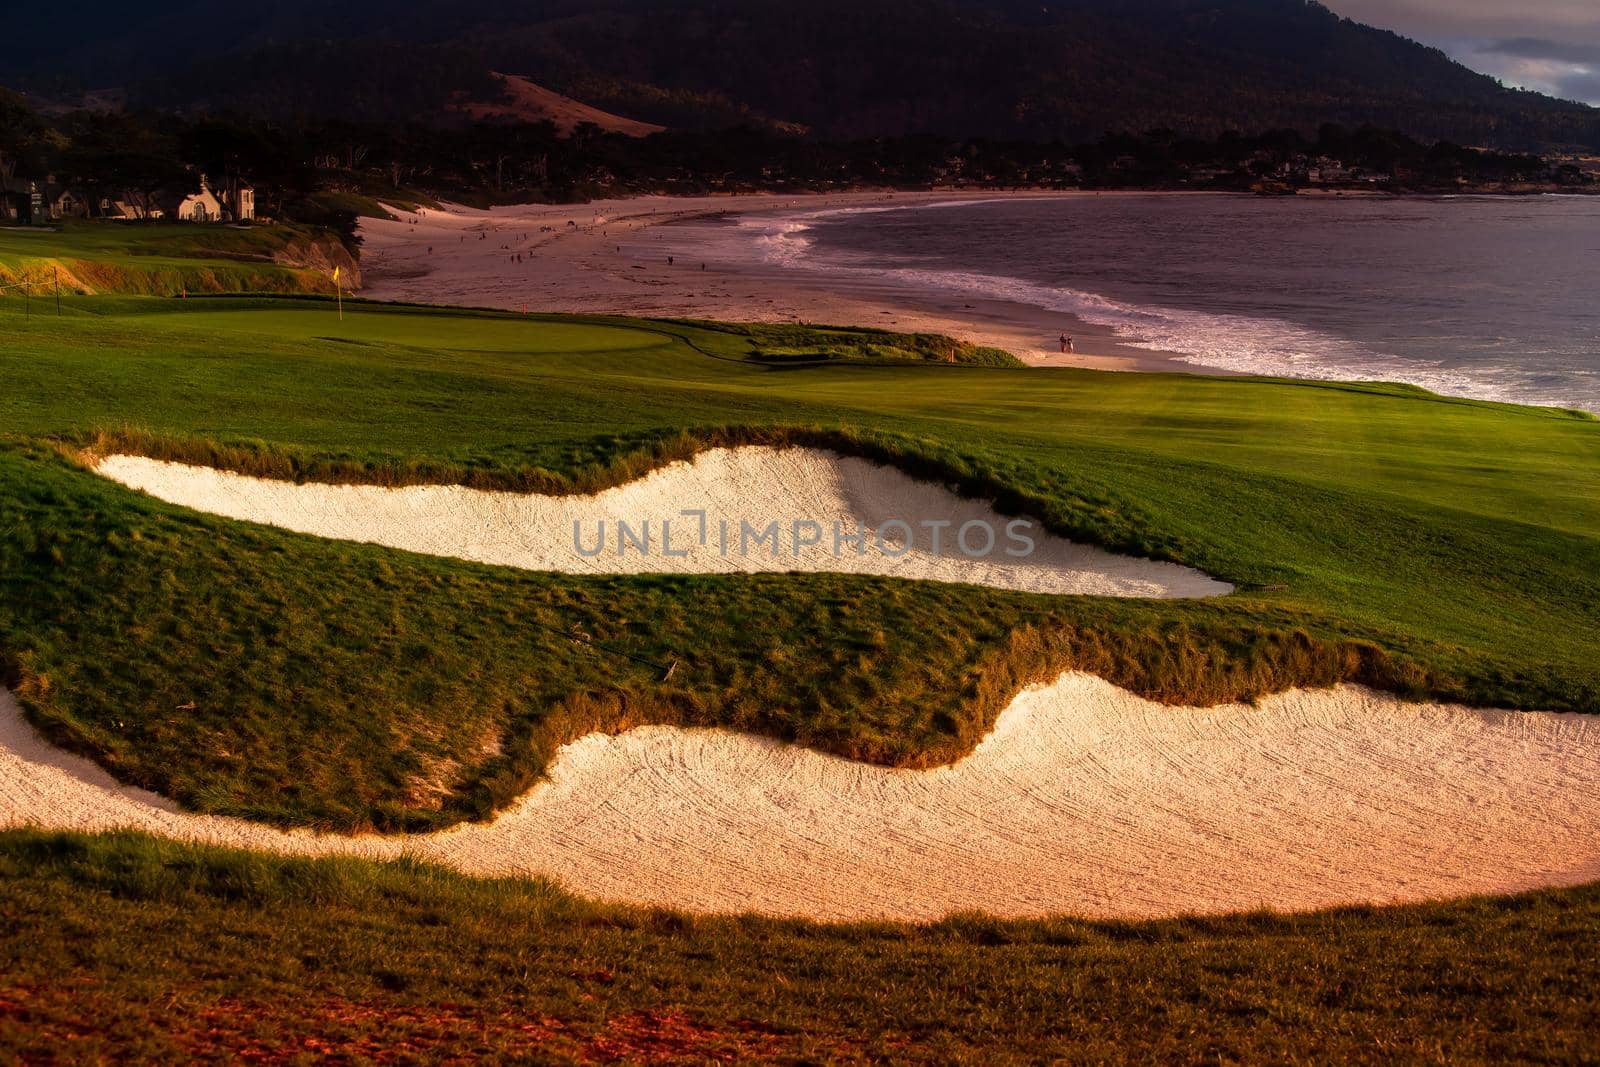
[731, 195, 1600, 411]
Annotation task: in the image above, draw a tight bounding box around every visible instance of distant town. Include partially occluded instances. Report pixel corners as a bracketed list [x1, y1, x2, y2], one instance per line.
[2, 83, 1595, 238]
[1, 175, 253, 226]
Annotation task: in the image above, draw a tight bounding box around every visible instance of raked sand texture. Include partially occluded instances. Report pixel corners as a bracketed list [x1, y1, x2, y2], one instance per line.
[95, 448, 1230, 598]
[3, 674, 1597, 921]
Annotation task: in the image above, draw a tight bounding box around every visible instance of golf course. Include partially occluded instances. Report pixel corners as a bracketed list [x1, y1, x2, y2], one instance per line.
[3, 294, 1599, 1059]
[0, 222, 351, 299]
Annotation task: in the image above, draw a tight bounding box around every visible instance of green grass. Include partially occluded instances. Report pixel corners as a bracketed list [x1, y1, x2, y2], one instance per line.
[0, 221, 342, 297]
[2, 830, 1597, 1064]
[302, 188, 440, 220]
[3, 293, 1597, 1060]
[2, 294, 1598, 831]
[685, 318, 1026, 366]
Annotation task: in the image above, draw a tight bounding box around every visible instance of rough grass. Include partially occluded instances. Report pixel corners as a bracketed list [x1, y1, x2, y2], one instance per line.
[0, 439, 1427, 832]
[302, 188, 440, 220]
[0, 221, 343, 297]
[0, 296, 1598, 832]
[1, 830, 1596, 1064]
[679, 319, 1026, 366]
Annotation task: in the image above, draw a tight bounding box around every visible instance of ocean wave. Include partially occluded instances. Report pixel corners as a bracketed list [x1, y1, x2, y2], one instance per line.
[748, 220, 817, 266]
[739, 198, 1050, 265]
[884, 266, 1515, 396]
[729, 211, 1593, 411]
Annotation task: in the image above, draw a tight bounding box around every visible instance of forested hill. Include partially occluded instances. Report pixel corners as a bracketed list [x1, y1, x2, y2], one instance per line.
[4, 0, 1598, 151]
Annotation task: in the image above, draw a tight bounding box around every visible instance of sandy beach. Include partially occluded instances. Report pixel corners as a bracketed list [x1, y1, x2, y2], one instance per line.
[358, 190, 1188, 369]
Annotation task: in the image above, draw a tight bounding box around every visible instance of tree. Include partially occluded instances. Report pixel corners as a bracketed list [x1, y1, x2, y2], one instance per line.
[0, 88, 60, 182]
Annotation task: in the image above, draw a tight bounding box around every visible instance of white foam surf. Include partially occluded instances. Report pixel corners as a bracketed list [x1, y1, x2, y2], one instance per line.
[733, 207, 1596, 412]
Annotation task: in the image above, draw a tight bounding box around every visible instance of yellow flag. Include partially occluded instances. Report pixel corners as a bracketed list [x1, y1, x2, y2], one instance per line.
[332, 266, 341, 283]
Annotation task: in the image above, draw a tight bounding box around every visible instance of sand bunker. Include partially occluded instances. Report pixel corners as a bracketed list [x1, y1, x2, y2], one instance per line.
[3, 674, 1596, 922]
[95, 448, 1229, 598]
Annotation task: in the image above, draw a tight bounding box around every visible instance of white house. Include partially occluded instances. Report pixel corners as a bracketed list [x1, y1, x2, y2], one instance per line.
[225, 180, 255, 221]
[157, 176, 255, 222]
[163, 178, 227, 222]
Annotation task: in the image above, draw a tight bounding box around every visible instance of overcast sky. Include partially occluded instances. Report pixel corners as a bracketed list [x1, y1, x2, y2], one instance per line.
[1328, 0, 1600, 105]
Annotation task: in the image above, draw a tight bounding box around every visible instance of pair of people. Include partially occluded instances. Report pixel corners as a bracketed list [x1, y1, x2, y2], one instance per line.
[1058, 333, 1075, 354]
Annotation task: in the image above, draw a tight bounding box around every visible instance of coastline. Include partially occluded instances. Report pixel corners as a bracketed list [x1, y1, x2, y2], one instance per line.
[357, 190, 1197, 370]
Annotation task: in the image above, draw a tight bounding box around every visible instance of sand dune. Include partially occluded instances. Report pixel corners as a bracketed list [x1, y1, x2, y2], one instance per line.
[95, 447, 1230, 598]
[3, 673, 1596, 921]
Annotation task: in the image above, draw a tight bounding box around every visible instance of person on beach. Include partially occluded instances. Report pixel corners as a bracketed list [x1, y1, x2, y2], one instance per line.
[1067, 336, 1075, 353]
[1059, 333, 1069, 353]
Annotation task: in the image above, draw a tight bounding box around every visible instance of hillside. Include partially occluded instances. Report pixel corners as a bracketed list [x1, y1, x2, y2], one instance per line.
[2, 0, 1597, 150]
[454, 73, 665, 136]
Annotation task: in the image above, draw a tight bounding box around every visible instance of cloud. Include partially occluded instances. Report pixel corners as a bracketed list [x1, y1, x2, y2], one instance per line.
[1460, 52, 1600, 106]
[1325, 2, 1600, 106]
[1551, 70, 1600, 104]
[1484, 38, 1600, 65]
[1329, 2, 1600, 40]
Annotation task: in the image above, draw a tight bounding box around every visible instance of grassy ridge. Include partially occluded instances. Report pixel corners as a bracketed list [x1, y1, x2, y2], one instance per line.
[0, 439, 1422, 831]
[681, 319, 1027, 366]
[0, 222, 344, 297]
[2, 830, 1597, 1064]
[1, 296, 1598, 830]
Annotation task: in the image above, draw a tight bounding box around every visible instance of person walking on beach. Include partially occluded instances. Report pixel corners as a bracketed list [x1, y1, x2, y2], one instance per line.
[1059, 333, 1069, 353]
[1066, 336, 1075, 354]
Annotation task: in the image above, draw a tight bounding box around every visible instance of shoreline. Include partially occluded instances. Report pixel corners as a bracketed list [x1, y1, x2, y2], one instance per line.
[357, 190, 1199, 371]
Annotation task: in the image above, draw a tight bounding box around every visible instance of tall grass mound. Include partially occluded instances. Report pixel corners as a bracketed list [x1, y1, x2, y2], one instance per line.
[0, 221, 353, 297]
[682, 319, 1027, 366]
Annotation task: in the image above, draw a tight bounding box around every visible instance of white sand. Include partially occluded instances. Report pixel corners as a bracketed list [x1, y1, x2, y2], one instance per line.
[45, 451, 1599, 920]
[95, 448, 1230, 598]
[3, 673, 1596, 921]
